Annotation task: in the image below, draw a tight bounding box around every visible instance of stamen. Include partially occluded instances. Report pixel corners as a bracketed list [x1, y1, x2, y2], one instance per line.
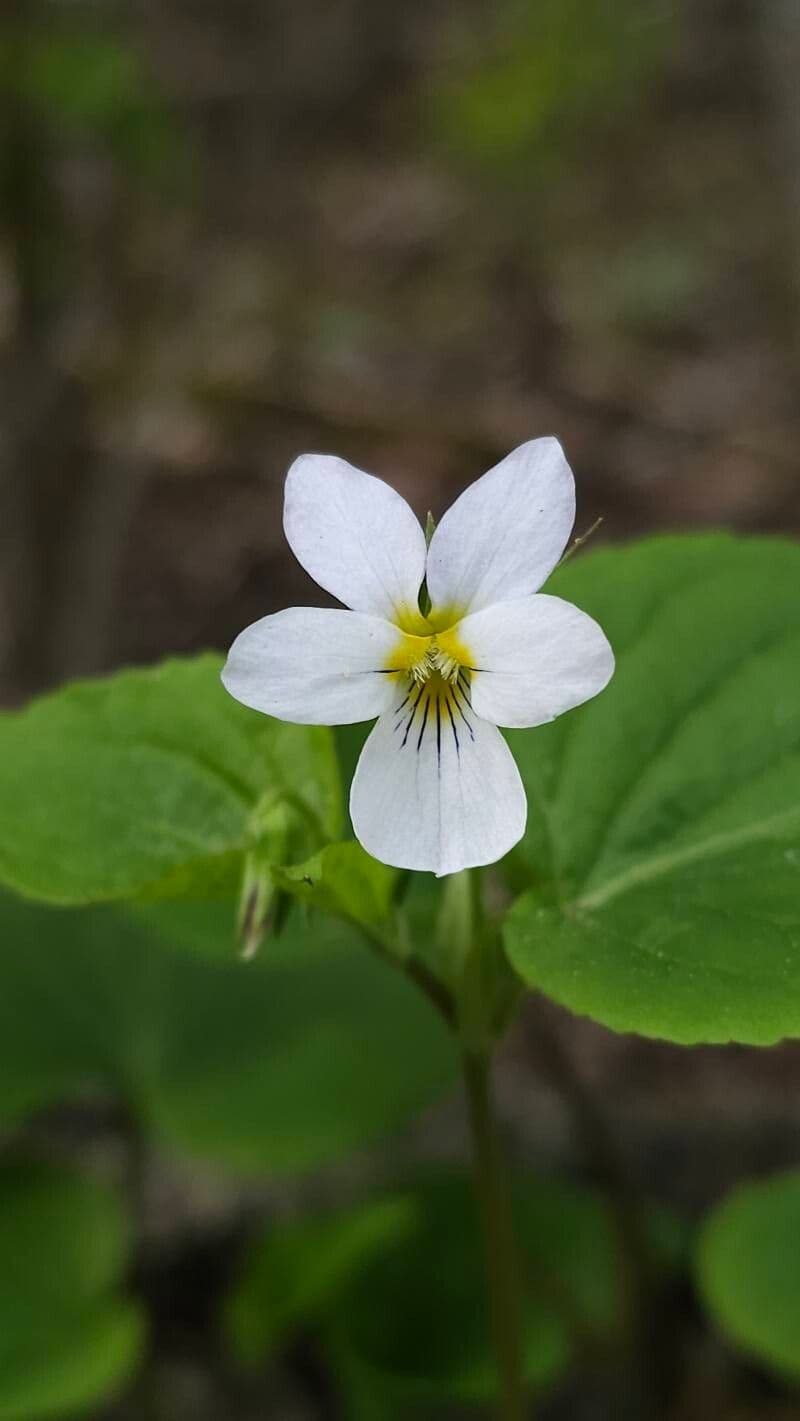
[431, 648, 460, 683]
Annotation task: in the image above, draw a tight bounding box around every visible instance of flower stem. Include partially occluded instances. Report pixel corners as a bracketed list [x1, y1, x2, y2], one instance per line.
[462, 1048, 528, 1421]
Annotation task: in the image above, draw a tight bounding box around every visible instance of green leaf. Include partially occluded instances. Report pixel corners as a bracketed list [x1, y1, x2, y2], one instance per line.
[0, 894, 455, 1174]
[0, 894, 160, 1123]
[225, 1180, 564, 1405]
[0, 1161, 144, 1420]
[334, 723, 369, 794]
[227, 1178, 684, 1416]
[226, 1198, 417, 1368]
[150, 911, 454, 1173]
[126, 897, 241, 963]
[225, 1174, 644, 1410]
[0, 656, 342, 905]
[0, 1306, 143, 1421]
[0, 1163, 130, 1310]
[273, 842, 397, 937]
[696, 1169, 800, 1382]
[504, 534, 800, 1044]
[320, 1173, 639, 1408]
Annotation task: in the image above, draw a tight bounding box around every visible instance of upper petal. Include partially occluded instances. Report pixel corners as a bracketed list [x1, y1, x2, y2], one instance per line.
[349, 682, 527, 875]
[284, 454, 428, 620]
[221, 607, 402, 725]
[426, 438, 575, 616]
[461, 594, 615, 729]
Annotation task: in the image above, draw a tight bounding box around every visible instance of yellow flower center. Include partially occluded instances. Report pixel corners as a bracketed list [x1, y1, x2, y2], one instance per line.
[384, 614, 478, 758]
[384, 624, 473, 686]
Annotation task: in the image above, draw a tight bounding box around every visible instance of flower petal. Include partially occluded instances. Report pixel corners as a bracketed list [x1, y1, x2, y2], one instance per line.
[284, 454, 428, 620]
[222, 607, 403, 725]
[426, 438, 575, 615]
[461, 594, 615, 729]
[350, 683, 527, 875]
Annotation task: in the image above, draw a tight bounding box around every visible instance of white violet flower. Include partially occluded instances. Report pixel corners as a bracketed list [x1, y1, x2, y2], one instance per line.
[222, 438, 614, 876]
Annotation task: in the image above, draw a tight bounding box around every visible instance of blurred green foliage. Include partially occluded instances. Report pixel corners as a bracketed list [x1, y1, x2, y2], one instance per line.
[227, 1177, 565, 1411]
[1, 27, 186, 182]
[697, 1170, 800, 1382]
[0, 19, 191, 324]
[225, 1197, 418, 1369]
[227, 1173, 684, 1416]
[433, 0, 680, 175]
[0, 1160, 143, 1420]
[0, 894, 455, 1174]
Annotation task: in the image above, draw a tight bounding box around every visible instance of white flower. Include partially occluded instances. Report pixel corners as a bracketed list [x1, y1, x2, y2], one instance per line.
[222, 438, 614, 876]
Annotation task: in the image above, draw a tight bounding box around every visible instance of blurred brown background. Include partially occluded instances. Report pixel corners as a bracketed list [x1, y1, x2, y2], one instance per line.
[3, 0, 800, 707]
[3, 3, 800, 1416]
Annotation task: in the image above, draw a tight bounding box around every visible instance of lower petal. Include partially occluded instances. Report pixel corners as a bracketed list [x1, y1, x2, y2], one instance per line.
[222, 607, 403, 725]
[349, 684, 527, 876]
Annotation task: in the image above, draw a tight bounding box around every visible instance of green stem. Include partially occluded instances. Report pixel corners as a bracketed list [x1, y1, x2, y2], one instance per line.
[463, 1049, 527, 1421]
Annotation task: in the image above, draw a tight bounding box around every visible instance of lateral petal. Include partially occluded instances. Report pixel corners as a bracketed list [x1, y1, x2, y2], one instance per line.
[462, 594, 615, 729]
[222, 607, 402, 725]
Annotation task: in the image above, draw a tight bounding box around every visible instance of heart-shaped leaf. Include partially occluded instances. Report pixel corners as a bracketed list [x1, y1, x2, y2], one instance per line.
[0, 656, 342, 905]
[504, 535, 800, 1044]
